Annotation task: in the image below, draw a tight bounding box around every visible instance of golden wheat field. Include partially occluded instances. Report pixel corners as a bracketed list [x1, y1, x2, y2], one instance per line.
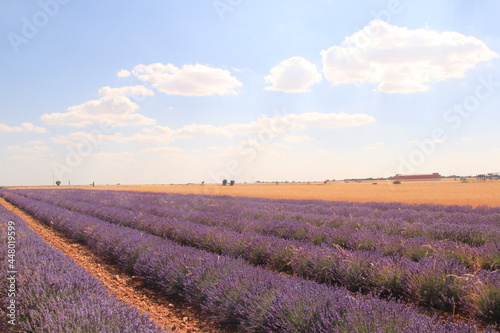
[29, 178, 500, 207]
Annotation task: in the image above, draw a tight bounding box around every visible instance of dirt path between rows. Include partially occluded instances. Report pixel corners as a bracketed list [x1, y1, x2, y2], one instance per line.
[0, 198, 231, 333]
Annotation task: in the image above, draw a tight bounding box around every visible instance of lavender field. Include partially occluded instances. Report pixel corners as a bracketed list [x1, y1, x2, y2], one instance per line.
[1, 188, 499, 332]
[0, 202, 165, 332]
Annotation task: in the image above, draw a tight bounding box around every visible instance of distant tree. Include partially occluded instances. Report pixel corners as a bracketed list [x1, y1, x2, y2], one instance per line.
[229, 180, 235, 186]
[222, 179, 228, 186]
[55, 180, 61, 186]
[201, 181, 205, 185]
[393, 180, 401, 185]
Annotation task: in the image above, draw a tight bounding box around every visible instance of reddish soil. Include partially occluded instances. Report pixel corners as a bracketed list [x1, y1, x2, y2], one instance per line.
[0, 198, 232, 333]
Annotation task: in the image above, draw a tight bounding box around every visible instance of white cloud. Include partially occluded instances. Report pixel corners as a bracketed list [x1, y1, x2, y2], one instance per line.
[316, 149, 336, 156]
[0, 122, 46, 133]
[98, 85, 154, 97]
[107, 111, 374, 145]
[26, 140, 44, 145]
[41, 85, 156, 127]
[141, 147, 184, 153]
[6, 155, 42, 161]
[81, 152, 135, 160]
[117, 69, 131, 77]
[461, 137, 473, 141]
[113, 132, 175, 145]
[174, 123, 234, 138]
[50, 131, 117, 148]
[281, 112, 374, 129]
[409, 139, 444, 145]
[282, 134, 314, 143]
[321, 20, 498, 93]
[59, 112, 372, 148]
[5, 144, 51, 154]
[364, 141, 385, 150]
[265, 56, 322, 92]
[190, 144, 239, 158]
[133, 62, 242, 96]
[159, 111, 373, 138]
[205, 141, 292, 160]
[50, 135, 72, 145]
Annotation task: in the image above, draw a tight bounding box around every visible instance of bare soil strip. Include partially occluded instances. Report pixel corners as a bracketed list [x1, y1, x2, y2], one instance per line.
[0, 198, 231, 333]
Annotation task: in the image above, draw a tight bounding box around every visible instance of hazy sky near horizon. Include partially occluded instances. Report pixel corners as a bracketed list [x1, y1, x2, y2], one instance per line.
[1, 0, 499, 186]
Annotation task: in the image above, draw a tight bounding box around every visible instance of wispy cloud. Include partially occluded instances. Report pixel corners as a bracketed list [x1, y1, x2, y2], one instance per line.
[5, 145, 51, 154]
[141, 147, 184, 153]
[51, 111, 374, 147]
[98, 85, 154, 97]
[0, 122, 46, 133]
[115, 111, 374, 144]
[363, 141, 385, 150]
[282, 134, 314, 143]
[80, 152, 135, 160]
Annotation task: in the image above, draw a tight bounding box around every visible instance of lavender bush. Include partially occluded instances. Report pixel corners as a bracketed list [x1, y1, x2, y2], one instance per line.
[1, 191, 494, 332]
[0, 205, 166, 333]
[15, 189, 498, 270]
[4, 190, 498, 321]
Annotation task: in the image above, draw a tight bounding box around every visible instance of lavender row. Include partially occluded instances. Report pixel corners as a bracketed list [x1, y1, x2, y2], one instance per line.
[3, 192, 496, 333]
[5, 190, 499, 322]
[0, 205, 165, 333]
[10, 190, 500, 271]
[61, 189, 500, 269]
[83, 189, 500, 243]
[28, 188, 500, 250]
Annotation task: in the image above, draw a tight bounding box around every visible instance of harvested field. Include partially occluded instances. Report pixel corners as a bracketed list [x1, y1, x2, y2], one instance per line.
[18, 178, 500, 207]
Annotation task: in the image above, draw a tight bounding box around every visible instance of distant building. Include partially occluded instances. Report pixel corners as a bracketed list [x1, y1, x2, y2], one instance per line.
[394, 173, 441, 181]
[477, 173, 500, 180]
[488, 172, 500, 179]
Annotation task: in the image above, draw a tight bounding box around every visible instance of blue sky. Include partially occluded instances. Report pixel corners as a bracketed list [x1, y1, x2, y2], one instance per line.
[1, 0, 499, 186]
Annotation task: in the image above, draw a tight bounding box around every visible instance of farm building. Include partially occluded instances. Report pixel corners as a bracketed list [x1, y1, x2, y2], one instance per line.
[394, 173, 442, 181]
[477, 173, 500, 180]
